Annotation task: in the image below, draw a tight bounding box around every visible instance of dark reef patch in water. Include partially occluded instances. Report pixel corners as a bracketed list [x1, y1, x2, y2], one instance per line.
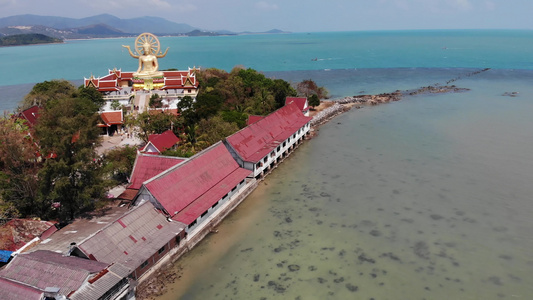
[345, 283, 359, 292]
[413, 241, 431, 259]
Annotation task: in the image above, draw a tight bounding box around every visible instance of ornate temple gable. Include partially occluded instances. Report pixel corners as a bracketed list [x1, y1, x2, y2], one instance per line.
[85, 75, 99, 88]
[110, 68, 122, 78]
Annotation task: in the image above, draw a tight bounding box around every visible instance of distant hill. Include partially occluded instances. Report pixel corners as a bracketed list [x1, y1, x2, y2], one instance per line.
[0, 14, 197, 36]
[0, 14, 290, 39]
[0, 33, 62, 46]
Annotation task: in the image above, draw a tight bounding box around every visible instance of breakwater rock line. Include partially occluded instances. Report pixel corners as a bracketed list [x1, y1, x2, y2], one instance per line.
[311, 68, 491, 127]
[311, 84, 474, 127]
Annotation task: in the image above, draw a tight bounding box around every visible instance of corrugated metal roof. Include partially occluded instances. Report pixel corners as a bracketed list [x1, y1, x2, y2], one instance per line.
[0, 277, 43, 300]
[226, 102, 312, 163]
[173, 168, 251, 224]
[70, 263, 131, 300]
[144, 142, 250, 220]
[246, 115, 265, 125]
[0, 250, 109, 297]
[129, 153, 186, 190]
[76, 202, 186, 271]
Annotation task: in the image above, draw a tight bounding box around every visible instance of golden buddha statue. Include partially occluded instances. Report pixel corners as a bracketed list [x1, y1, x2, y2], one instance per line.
[123, 33, 169, 78]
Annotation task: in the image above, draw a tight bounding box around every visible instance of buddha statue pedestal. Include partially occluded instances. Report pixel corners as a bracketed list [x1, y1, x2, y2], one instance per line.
[132, 75, 165, 91]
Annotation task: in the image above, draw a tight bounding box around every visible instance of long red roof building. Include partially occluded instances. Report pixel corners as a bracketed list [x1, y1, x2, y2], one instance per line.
[134, 142, 251, 228]
[225, 101, 312, 163]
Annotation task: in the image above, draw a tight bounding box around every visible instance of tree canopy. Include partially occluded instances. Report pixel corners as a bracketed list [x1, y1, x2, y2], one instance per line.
[0, 81, 108, 221]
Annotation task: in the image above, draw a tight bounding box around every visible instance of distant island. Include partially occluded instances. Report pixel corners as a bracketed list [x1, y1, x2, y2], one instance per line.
[0, 33, 62, 46]
[0, 14, 290, 40]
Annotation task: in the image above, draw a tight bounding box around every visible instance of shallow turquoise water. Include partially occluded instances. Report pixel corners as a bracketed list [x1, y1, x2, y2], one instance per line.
[2, 30, 533, 87]
[174, 71, 533, 300]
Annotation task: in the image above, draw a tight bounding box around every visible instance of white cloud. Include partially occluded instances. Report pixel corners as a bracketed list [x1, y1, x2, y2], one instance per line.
[255, 1, 279, 11]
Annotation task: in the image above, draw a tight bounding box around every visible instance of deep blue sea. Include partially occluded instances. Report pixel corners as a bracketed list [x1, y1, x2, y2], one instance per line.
[2, 30, 533, 299]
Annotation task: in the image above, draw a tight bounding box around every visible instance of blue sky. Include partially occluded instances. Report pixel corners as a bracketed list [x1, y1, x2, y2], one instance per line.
[0, 0, 531, 32]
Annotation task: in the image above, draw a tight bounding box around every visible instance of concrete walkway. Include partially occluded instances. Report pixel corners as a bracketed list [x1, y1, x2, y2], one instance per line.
[97, 134, 144, 156]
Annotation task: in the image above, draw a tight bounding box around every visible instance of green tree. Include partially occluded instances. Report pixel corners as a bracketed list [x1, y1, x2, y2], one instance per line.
[272, 79, 297, 109]
[35, 95, 105, 221]
[220, 110, 248, 128]
[132, 111, 183, 143]
[110, 100, 121, 111]
[76, 85, 105, 108]
[101, 145, 137, 183]
[149, 93, 162, 108]
[196, 115, 240, 146]
[20, 80, 77, 110]
[308, 94, 320, 108]
[0, 117, 40, 217]
[297, 79, 329, 99]
[177, 96, 197, 126]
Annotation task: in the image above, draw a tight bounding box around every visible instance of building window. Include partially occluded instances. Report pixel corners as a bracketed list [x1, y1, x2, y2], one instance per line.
[212, 201, 219, 208]
[277, 146, 280, 152]
[158, 245, 166, 254]
[140, 260, 149, 269]
[175, 236, 181, 245]
[188, 220, 197, 229]
[223, 194, 228, 199]
[264, 157, 268, 163]
[201, 211, 208, 218]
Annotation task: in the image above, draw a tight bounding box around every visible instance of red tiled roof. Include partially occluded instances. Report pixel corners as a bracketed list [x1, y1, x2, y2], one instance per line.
[76, 202, 186, 271]
[144, 130, 180, 153]
[247, 115, 264, 125]
[225, 102, 312, 163]
[144, 142, 251, 220]
[286, 97, 309, 112]
[129, 153, 186, 190]
[100, 111, 123, 126]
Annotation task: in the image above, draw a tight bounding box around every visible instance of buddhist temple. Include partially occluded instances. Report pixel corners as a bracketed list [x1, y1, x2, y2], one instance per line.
[84, 33, 199, 115]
